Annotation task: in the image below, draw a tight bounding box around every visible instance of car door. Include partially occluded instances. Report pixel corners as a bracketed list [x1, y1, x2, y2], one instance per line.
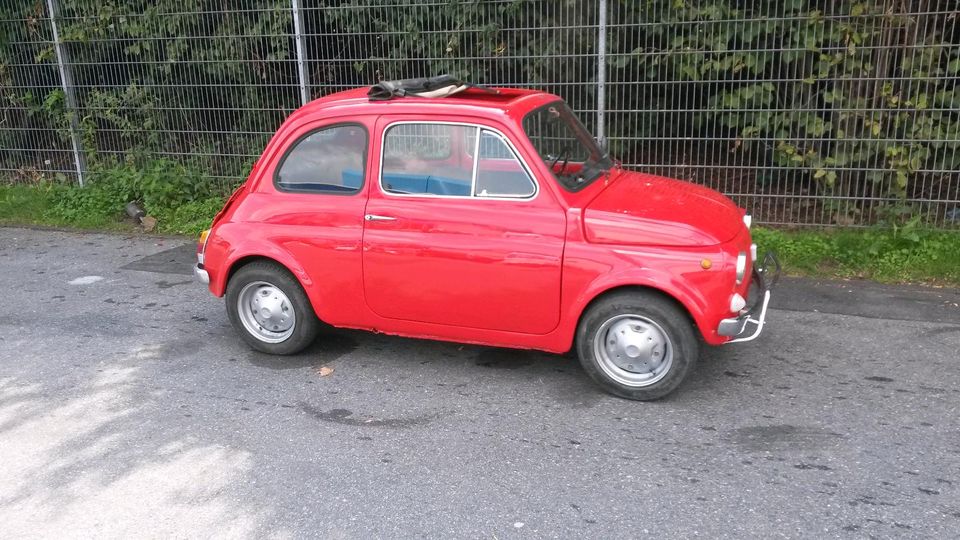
[362, 119, 566, 335]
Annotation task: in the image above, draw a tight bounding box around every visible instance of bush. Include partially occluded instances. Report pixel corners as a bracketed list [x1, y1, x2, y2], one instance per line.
[753, 225, 960, 284]
[46, 159, 226, 234]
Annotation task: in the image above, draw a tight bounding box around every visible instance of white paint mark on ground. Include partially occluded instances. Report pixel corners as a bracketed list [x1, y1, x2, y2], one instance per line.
[68, 276, 103, 285]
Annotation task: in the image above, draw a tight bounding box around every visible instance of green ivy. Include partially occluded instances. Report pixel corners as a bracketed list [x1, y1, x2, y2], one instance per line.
[609, 1, 960, 216]
[3, 0, 958, 226]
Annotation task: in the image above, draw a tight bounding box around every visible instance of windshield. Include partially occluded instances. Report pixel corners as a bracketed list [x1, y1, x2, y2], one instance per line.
[522, 101, 613, 192]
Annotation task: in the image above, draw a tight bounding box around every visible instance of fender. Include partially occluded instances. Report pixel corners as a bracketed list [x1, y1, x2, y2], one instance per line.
[559, 263, 718, 349]
[205, 224, 314, 299]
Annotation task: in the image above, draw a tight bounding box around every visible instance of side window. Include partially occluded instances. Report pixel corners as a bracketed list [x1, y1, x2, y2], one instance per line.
[381, 123, 536, 199]
[382, 124, 475, 196]
[474, 130, 536, 198]
[275, 124, 367, 194]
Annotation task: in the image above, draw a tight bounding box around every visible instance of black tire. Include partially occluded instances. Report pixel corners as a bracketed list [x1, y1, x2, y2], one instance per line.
[576, 290, 700, 401]
[225, 261, 320, 355]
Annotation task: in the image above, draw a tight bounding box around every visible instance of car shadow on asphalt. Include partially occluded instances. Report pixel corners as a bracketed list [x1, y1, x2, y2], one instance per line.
[239, 325, 747, 407]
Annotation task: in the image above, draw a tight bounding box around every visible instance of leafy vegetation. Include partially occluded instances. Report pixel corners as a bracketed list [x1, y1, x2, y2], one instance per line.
[0, 160, 227, 235]
[753, 224, 960, 285]
[608, 1, 959, 223]
[3, 1, 957, 226]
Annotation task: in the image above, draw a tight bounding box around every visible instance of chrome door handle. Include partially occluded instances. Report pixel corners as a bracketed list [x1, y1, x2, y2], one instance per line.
[364, 214, 396, 222]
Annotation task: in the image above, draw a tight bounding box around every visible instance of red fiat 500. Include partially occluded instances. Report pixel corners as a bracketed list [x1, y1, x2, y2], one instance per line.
[195, 81, 779, 400]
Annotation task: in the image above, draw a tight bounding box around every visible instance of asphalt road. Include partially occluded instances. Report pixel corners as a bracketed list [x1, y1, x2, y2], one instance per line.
[1, 226, 959, 538]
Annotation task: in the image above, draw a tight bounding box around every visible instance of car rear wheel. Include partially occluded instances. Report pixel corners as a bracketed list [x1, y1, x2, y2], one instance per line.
[225, 261, 319, 355]
[576, 290, 699, 401]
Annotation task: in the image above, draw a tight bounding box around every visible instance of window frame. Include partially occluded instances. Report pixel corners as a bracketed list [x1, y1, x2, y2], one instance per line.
[378, 120, 539, 201]
[463, 128, 513, 161]
[521, 100, 609, 193]
[273, 122, 369, 196]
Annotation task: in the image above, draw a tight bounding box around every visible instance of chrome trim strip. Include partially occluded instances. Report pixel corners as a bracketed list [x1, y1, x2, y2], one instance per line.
[194, 264, 210, 285]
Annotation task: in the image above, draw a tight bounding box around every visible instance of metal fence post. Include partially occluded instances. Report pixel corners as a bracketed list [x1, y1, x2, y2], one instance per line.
[291, 0, 310, 106]
[45, 0, 85, 186]
[596, 0, 607, 146]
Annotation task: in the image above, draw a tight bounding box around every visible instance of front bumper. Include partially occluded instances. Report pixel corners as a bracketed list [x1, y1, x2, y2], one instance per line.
[718, 250, 781, 343]
[194, 263, 210, 285]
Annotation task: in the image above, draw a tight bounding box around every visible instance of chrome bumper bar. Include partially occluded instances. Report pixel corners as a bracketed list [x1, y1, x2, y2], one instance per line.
[718, 250, 781, 343]
[194, 263, 210, 285]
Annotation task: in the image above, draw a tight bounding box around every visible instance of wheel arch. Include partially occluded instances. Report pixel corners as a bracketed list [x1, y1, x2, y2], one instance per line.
[568, 276, 713, 350]
[576, 284, 698, 334]
[213, 249, 313, 299]
[226, 255, 294, 287]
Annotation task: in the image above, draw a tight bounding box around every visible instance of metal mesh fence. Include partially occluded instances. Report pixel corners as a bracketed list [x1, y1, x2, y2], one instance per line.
[2, 0, 958, 227]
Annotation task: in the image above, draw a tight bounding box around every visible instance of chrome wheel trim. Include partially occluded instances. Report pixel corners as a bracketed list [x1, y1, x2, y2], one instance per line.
[593, 314, 674, 387]
[236, 281, 296, 344]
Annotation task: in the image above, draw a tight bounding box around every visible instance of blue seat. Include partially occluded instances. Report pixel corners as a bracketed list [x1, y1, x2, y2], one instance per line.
[341, 169, 364, 189]
[381, 172, 470, 196]
[427, 175, 470, 196]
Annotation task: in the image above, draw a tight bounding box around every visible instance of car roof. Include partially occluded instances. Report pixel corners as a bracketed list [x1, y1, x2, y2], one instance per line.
[295, 86, 562, 119]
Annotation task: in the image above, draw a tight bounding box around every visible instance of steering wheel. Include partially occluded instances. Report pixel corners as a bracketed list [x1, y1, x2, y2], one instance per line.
[549, 144, 572, 175]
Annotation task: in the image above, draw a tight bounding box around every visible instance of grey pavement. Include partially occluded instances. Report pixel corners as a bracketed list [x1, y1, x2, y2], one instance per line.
[0, 226, 958, 538]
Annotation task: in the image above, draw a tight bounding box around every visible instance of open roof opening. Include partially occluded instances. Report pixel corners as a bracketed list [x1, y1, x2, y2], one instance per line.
[368, 75, 517, 102]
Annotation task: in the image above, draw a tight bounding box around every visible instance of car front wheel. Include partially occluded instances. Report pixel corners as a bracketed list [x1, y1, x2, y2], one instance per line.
[225, 261, 319, 355]
[576, 290, 699, 401]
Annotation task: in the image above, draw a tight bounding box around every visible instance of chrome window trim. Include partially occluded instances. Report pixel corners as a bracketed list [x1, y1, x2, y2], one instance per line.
[378, 120, 540, 201]
[463, 128, 514, 160]
[470, 125, 481, 197]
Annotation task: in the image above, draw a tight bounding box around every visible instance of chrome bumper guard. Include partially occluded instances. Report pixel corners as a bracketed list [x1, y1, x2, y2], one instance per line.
[718, 250, 781, 343]
[194, 263, 210, 285]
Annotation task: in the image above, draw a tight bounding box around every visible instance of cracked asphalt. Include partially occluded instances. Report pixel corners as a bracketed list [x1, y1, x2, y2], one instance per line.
[1, 226, 959, 538]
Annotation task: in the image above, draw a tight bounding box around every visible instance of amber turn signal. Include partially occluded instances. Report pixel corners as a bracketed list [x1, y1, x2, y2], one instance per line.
[700, 258, 712, 269]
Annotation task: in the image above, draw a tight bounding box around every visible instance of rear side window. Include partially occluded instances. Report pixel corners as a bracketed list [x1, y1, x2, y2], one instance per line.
[381, 122, 536, 199]
[275, 124, 367, 194]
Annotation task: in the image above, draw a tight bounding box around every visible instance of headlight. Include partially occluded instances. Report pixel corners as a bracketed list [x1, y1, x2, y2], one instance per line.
[743, 214, 752, 229]
[750, 243, 757, 261]
[735, 251, 747, 285]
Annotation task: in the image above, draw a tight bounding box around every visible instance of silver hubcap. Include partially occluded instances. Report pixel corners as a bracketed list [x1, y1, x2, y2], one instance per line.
[236, 281, 296, 343]
[593, 314, 674, 387]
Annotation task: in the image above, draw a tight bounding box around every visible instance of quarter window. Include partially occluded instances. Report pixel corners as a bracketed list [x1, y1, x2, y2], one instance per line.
[381, 123, 535, 199]
[276, 124, 367, 194]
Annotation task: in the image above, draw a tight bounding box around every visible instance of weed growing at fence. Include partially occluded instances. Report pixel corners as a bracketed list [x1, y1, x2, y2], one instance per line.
[753, 226, 960, 285]
[0, 159, 228, 236]
[4, 1, 958, 226]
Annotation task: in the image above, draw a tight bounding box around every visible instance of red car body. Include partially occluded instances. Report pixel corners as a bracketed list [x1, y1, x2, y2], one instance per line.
[199, 86, 767, 355]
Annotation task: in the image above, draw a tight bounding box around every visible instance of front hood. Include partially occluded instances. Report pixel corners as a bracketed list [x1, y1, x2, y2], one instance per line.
[583, 171, 743, 247]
